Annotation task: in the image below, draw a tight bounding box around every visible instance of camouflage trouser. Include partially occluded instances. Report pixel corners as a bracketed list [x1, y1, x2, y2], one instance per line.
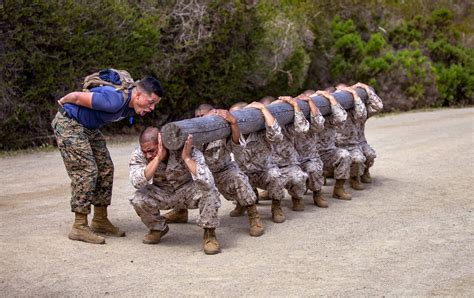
[320, 148, 351, 180]
[246, 167, 286, 201]
[344, 146, 366, 177]
[129, 181, 221, 231]
[51, 112, 113, 214]
[214, 163, 257, 207]
[360, 141, 376, 169]
[279, 165, 308, 200]
[300, 158, 324, 192]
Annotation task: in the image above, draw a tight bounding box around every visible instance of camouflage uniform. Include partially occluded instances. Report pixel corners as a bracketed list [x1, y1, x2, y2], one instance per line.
[51, 112, 113, 214]
[317, 103, 352, 180]
[232, 121, 286, 201]
[357, 88, 384, 169]
[129, 147, 221, 232]
[272, 111, 309, 199]
[293, 110, 325, 192]
[197, 137, 256, 207]
[335, 94, 367, 177]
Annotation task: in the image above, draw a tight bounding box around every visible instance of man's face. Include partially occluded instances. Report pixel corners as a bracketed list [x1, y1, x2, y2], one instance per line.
[140, 140, 158, 162]
[134, 91, 161, 117]
[195, 108, 213, 118]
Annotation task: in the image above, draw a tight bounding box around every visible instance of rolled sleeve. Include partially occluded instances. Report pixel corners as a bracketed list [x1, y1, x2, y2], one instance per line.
[129, 148, 152, 189]
[266, 120, 283, 143]
[190, 148, 215, 191]
[294, 111, 309, 133]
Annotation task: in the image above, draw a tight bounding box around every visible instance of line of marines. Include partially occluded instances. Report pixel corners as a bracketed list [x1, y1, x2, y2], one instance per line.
[128, 82, 383, 254]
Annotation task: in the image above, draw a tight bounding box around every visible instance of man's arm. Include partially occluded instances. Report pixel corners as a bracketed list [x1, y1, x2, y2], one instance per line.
[58, 92, 93, 108]
[144, 134, 167, 180]
[353, 82, 383, 118]
[214, 109, 240, 144]
[181, 135, 216, 191]
[245, 101, 283, 143]
[337, 86, 367, 121]
[279, 96, 309, 134]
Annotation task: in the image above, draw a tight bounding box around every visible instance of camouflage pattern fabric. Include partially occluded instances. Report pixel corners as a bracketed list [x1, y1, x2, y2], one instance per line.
[272, 111, 307, 168]
[51, 112, 114, 214]
[336, 96, 367, 148]
[294, 111, 325, 162]
[300, 158, 324, 192]
[129, 147, 220, 230]
[320, 148, 352, 180]
[346, 146, 366, 177]
[316, 103, 347, 152]
[279, 165, 308, 200]
[360, 141, 376, 169]
[246, 167, 286, 201]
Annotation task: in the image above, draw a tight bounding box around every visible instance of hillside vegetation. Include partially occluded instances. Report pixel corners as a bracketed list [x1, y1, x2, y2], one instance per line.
[1, 0, 472, 149]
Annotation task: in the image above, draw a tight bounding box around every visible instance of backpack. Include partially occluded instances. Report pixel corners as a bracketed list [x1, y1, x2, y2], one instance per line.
[82, 69, 136, 102]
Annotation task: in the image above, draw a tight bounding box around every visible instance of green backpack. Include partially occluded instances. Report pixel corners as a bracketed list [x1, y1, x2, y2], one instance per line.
[82, 69, 136, 102]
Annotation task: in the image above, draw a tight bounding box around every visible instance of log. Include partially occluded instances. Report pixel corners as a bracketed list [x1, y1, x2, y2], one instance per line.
[161, 88, 369, 150]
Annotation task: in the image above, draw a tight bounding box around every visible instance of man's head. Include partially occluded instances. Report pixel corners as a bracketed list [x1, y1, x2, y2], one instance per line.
[259, 96, 275, 106]
[131, 76, 163, 117]
[229, 102, 248, 112]
[336, 83, 348, 89]
[139, 126, 160, 162]
[195, 104, 214, 117]
[299, 89, 316, 97]
[324, 86, 336, 93]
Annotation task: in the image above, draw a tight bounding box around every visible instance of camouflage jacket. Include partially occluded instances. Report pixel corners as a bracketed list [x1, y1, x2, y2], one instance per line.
[358, 88, 383, 143]
[336, 95, 367, 148]
[232, 120, 283, 173]
[316, 103, 347, 152]
[129, 146, 215, 192]
[272, 111, 308, 167]
[196, 136, 245, 173]
[293, 110, 325, 162]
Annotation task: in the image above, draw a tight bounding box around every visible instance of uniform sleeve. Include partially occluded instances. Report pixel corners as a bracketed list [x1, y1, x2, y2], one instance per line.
[293, 111, 309, 134]
[229, 134, 246, 152]
[352, 96, 367, 122]
[330, 103, 347, 129]
[366, 88, 383, 118]
[190, 148, 215, 191]
[265, 120, 283, 143]
[309, 110, 325, 133]
[129, 148, 151, 189]
[91, 87, 125, 113]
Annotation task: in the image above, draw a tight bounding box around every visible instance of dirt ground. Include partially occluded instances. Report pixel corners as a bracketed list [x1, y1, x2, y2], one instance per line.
[1, 108, 473, 296]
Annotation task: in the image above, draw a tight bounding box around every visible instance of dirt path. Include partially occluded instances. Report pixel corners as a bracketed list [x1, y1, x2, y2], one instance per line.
[1, 108, 473, 296]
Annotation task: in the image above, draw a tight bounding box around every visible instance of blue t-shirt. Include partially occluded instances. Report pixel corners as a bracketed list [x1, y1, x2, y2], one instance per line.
[63, 86, 135, 130]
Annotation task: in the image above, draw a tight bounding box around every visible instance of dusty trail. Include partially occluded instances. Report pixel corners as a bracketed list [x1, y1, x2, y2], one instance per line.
[1, 108, 473, 295]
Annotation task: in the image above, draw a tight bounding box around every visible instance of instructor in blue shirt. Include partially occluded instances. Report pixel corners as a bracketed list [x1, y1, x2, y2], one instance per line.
[51, 75, 163, 244]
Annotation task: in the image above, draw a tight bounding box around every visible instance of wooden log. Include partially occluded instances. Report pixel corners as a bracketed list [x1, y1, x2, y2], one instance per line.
[161, 88, 369, 150]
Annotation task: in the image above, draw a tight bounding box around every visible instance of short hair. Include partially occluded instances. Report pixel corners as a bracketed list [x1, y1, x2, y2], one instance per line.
[229, 102, 247, 112]
[137, 76, 164, 97]
[259, 96, 275, 105]
[139, 127, 159, 144]
[195, 103, 214, 117]
[324, 86, 336, 93]
[336, 83, 348, 89]
[300, 89, 316, 97]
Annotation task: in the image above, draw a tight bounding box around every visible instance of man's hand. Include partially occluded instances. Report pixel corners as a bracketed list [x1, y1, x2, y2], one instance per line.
[156, 133, 167, 161]
[296, 94, 312, 102]
[214, 109, 237, 124]
[337, 86, 359, 101]
[297, 94, 319, 116]
[352, 82, 372, 94]
[278, 96, 300, 112]
[181, 134, 193, 161]
[315, 90, 338, 105]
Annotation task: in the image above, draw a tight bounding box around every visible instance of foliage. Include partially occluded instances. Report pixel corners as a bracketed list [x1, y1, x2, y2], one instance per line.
[0, 1, 472, 150]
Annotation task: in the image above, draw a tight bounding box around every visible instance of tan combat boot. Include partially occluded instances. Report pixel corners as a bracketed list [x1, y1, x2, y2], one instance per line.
[332, 179, 352, 200]
[350, 176, 365, 190]
[361, 168, 372, 183]
[69, 212, 105, 244]
[162, 208, 188, 223]
[143, 225, 169, 244]
[271, 200, 286, 223]
[246, 204, 264, 237]
[203, 228, 220, 255]
[291, 197, 305, 211]
[313, 190, 328, 208]
[91, 206, 125, 237]
[229, 202, 246, 217]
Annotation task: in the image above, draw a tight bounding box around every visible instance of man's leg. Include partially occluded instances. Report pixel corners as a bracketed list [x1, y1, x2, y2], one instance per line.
[321, 148, 352, 200]
[280, 165, 308, 211]
[347, 147, 366, 190]
[129, 184, 175, 244]
[51, 113, 104, 244]
[215, 165, 263, 237]
[361, 142, 376, 183]
[177, 182, 221, 254]
[88, 130, 125, 237]
[300, 159, 328, 208]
